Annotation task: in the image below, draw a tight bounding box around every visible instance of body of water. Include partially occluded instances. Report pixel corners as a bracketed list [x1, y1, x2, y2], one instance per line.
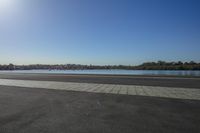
[0, 69, 200, 76]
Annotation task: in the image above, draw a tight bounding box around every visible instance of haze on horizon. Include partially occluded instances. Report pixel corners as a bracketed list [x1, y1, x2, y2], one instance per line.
[0, 0, 200, 65]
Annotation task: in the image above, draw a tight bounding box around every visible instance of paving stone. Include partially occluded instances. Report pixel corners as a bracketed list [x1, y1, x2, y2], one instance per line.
[0, 79, 199, 100]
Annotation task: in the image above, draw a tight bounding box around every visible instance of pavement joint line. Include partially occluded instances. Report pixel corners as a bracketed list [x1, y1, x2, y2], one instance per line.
[161, 89, 171, 98]
[135, 87, 138, 95]
[0, 78, 200, 100]
[100, 85, 107, 93]
[141, 86, 149, 96]
[126, 87, 128, 95]
[91, 85, 103, 92]
[118, 85, 127, 95]
[102, 85, 113, 94]
[81, 85, 96, 92]
[98, 86, 108, 93]
[108, 85, 115, 93]
[111, 86, 120, 94]
[141, 86, 148, 96]
[117, 86, 122, 94]
[82, 84, 99, 92]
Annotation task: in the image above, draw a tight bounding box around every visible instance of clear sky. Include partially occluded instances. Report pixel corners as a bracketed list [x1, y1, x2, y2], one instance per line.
[0, 0, 200, 65]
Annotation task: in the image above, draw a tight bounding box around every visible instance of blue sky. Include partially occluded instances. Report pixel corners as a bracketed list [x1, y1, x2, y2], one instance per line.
[0, 0, 200, 65]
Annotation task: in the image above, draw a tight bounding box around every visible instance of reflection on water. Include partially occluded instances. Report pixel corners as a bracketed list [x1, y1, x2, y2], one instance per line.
[1, 69, 200, 76]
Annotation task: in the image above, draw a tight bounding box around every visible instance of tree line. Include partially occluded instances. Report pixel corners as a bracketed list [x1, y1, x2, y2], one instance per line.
[0, 61, 200, 70]
[134, 61, 200, 70]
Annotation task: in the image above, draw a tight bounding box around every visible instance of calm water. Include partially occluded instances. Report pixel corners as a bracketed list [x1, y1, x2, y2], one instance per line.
[1, 69, 200, 76]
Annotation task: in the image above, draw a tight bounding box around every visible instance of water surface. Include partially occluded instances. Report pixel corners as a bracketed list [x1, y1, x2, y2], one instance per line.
[1, 69, 200, 76]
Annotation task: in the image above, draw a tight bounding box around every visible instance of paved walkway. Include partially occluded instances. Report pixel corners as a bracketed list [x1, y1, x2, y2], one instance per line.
[0, 78, 200, 100]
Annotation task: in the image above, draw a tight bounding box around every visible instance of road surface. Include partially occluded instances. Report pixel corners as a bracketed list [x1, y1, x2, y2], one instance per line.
[0, 73, 200, 88]
[0, 73, 200, 133]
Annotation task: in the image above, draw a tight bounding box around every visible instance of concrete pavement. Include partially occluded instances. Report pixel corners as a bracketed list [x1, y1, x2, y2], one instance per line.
[0, 73, 200, 88]
[0, 74, 200, 133]
[0, 85, 200, 133]
[0, 78, 200, 100]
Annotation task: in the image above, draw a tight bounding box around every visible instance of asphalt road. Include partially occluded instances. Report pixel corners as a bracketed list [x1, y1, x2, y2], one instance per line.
[0, 73, 200, 88]
[0, 85, 200, 133]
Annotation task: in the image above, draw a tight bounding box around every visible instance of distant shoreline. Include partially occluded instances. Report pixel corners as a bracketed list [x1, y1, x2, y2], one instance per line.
[1, 61, 200, 70]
